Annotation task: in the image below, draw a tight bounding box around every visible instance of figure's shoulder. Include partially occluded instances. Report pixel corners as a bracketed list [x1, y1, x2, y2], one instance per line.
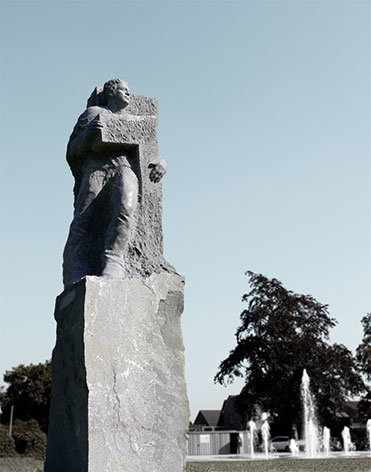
[70, 106, 110, 138]
[83, 106, 106, 121]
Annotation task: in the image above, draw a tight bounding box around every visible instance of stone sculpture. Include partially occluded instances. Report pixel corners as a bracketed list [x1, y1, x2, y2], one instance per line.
[63, 78, 170, 286]
[45, 80, 189, 472]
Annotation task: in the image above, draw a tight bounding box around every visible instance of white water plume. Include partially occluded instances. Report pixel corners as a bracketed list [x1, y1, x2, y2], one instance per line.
[301, 369, 320, 457]
[248, 420, 256, 458]
[261, 412, 270, 458]
[323, 426, 330, 456]
[289, 439, 299, 456]
[367, 419, 371, 453]
[341, 426, 355, 455]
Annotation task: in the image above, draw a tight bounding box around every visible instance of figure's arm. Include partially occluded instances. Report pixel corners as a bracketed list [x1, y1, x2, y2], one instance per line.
[148, 157, 167, 183]
[66, 107, 104, 202]
[67, 107, 103, 159]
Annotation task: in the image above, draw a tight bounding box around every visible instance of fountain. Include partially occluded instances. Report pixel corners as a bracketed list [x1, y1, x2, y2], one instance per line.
[341, 426, 355, 455]
[261, 412, 270, 458]
[189, 371, 371, 468]
[289, 439, 299, 456]
[248, 420, 256, 458]
[323, 426, 330, 456]
[301, 369, 320, 457]
[367, 419, 371, 452]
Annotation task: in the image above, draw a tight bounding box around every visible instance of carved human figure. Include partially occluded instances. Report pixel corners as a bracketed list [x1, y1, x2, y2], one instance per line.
[63, 79, 167, 286]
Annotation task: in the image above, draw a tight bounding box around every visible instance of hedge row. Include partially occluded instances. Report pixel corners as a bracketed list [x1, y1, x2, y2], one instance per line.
[0, 420, 46, 460]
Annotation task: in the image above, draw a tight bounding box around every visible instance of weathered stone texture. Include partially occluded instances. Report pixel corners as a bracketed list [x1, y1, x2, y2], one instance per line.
[63, 86, 173, 286]
[45, 273, 189, 472]
[93, 94, 170, 278]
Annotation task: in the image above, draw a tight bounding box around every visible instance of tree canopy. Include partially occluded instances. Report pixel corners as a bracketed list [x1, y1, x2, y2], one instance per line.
[214, 271, 365, 434]
[356, 313, 371, 417]
[356, 313, 371, 381]
[0, 361, 51, 433]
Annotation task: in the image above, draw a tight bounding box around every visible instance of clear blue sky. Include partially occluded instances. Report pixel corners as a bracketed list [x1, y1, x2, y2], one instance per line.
[1, 0, 370, 421]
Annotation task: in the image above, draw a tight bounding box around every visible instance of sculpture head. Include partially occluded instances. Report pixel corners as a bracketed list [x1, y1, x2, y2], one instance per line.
[103, 78, 130, 110]
[86, 79, 131, 110]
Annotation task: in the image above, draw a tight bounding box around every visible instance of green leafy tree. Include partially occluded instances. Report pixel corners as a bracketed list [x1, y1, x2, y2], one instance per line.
[356, 313, 371, 380]
[214, 271, 365, 434]
[1, 361, 51, 433]
[356, 313, 371, 417]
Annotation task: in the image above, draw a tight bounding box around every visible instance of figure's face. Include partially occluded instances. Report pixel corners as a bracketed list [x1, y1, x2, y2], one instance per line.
[112, 81, 130, 106]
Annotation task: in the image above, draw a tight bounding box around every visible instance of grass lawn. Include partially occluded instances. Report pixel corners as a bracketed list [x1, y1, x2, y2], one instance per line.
[186, 457, 371, 472]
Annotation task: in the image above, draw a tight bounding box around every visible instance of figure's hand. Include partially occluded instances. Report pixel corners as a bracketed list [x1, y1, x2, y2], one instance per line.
[148, 160, 167, 183]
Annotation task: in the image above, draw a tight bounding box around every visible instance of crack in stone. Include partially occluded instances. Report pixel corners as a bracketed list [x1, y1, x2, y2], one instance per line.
[112, 368, 121, 428]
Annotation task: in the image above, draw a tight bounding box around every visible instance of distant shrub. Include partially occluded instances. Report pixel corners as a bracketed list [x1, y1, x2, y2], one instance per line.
[351, 427, 368, 451]
[0, 425, 16, 456]
[11, 419, 47, 460]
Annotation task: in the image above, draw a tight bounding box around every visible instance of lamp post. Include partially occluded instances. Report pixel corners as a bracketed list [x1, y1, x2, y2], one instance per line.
[9, 405, 14, 437]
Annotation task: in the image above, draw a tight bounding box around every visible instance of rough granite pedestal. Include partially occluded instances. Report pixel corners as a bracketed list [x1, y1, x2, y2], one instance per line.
[45, 273, 189, 472]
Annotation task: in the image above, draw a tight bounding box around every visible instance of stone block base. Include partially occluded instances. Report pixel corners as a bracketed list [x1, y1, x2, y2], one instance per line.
[45, 273, 189, 472]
